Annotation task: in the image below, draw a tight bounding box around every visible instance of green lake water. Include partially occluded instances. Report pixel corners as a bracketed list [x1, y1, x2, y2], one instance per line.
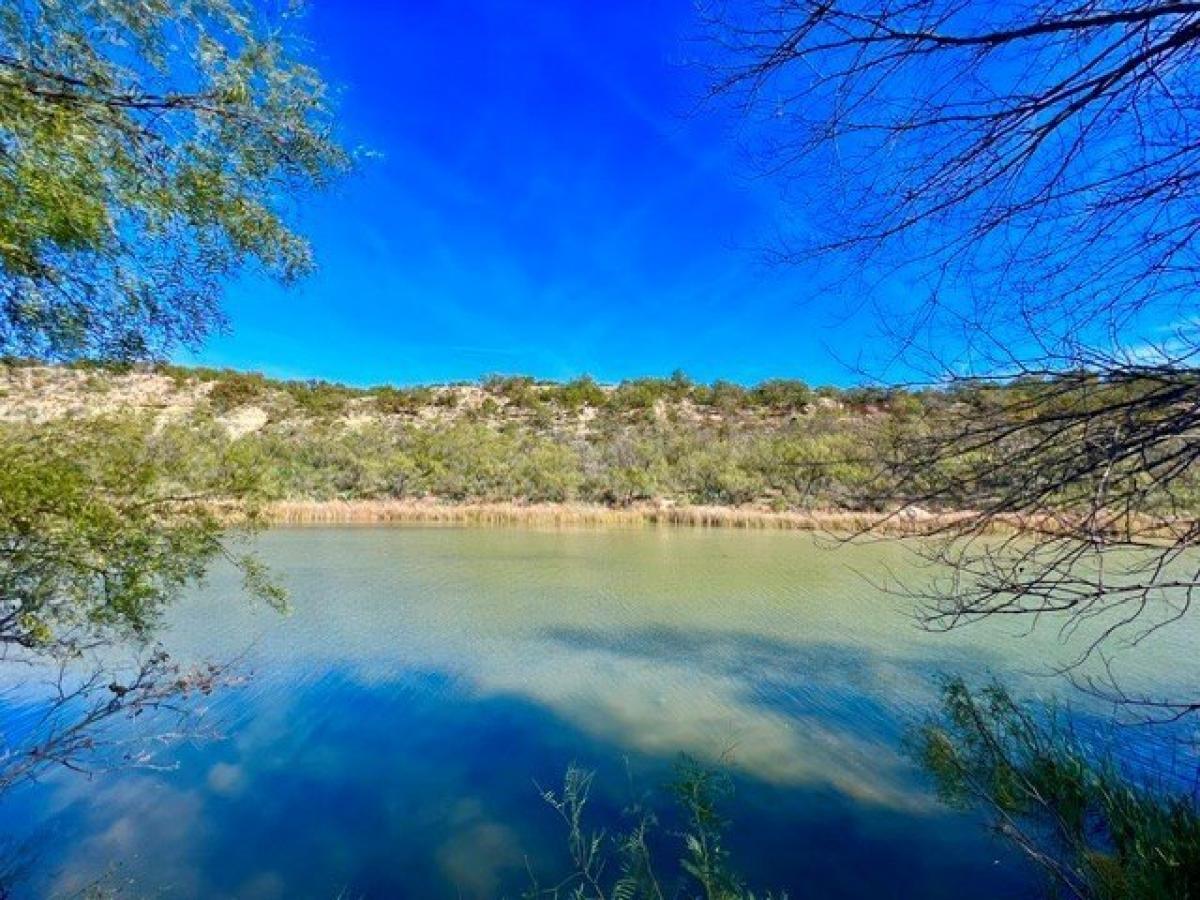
[4, 526, 1198, 897]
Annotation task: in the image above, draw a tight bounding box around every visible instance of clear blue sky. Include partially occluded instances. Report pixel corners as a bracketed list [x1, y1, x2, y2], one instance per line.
[180, 0, 877, 387]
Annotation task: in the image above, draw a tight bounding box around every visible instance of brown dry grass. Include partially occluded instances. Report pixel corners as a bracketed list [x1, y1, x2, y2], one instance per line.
[257, 500, 972, 533]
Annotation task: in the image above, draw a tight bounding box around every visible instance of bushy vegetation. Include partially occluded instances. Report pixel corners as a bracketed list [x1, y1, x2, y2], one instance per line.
[25, 362, 1200, 515]
[0, 415, 284, 791]
[912, 678, 1200, 899]
[230, 381, 897, 509]
[14, 363, 1200, 518]
[206, 371, 272, 414]
[0, 416, 280, 649]
[1, 363, 924, 510]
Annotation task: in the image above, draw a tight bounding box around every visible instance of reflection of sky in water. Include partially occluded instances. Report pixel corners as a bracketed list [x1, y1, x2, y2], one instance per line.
[3, 527, 1198, 897]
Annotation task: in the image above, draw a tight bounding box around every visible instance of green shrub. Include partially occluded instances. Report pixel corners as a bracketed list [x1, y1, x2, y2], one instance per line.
[207, 372, 269, 413]
[373, 385, 433, 414]
[551, 375, 607, 410]
[282, 379, 360, 418]
[914, 678, 1200, 900]
[611, 378, 667, 411]
[752, 378, 813, 410]
[681, 443, 758, 505]
[517, 441, 583, 502]
[708, 380, 748, 412]
[528, 757, 781, 899]
[484, 374, 539, 407]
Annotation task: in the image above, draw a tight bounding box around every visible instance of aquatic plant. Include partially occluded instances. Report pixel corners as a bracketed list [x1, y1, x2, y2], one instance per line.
[526, 757, 784, 900]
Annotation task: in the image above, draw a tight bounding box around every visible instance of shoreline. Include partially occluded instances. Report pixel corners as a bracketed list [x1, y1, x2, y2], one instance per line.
[257, 500, 968, 533]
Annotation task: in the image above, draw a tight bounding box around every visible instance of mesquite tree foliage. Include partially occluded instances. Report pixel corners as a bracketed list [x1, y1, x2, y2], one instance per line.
[912, 677, 1200, 898]
[0, 0, 344, 798]
[0, 0, 349, 359]
[0, 416, 283, 790]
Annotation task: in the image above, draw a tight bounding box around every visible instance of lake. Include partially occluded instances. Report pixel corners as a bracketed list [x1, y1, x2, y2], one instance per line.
[4, 526, 1197, 897]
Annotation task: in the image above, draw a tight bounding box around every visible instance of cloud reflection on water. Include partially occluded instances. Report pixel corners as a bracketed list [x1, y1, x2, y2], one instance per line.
[8, 526, 1189, 896]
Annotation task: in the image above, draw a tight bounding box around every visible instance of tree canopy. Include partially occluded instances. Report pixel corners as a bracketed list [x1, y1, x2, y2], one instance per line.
[0, 1, 345, 796]
[0, 0, 349, 360]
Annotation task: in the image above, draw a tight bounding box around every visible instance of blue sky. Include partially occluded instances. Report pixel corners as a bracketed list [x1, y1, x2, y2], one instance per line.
[181, 0, 876, 387]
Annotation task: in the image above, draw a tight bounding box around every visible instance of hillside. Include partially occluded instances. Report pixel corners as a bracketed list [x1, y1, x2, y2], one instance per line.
[0, 362, 917, 512]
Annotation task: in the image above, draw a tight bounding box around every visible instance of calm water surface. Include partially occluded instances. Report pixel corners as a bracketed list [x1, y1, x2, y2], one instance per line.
[5, 526, 1199, 898]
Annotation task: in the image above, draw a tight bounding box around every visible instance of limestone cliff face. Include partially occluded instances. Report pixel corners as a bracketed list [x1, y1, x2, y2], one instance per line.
[0, 365, 210, 425]
[0, 364, 843, 440]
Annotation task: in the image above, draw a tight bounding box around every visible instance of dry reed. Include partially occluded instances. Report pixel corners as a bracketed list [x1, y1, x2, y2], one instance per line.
[257, 500, 969, 533]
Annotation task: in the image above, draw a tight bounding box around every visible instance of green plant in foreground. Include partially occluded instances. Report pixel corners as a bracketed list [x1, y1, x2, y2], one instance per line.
[0, 416, 283, 654]
[0, 0, 338, 860]
[526, 757, 784, 900]
[911, 677, 1200, 899]
[0, 415, 286, 793]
